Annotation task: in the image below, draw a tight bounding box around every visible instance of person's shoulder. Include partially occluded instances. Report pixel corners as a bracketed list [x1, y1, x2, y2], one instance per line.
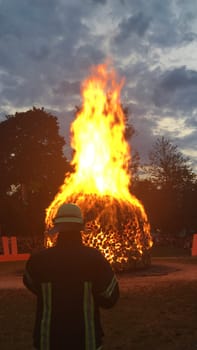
[81, 245, 107, 261]
[82, 245, 100, 255]
[28, 246, 56, 262]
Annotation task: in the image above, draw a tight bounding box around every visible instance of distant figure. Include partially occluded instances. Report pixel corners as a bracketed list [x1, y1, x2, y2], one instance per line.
[23, 203, 119, 350]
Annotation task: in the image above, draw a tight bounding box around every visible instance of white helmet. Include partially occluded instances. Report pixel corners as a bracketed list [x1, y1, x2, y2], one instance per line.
[53, 203, 83, 224]
[48, 203, 83, 235]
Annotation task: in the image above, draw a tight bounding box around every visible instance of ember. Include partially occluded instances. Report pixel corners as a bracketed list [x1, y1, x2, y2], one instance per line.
[45, 63, 153, 271]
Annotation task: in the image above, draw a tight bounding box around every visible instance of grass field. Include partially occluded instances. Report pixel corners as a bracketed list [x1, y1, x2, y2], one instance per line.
[1, 257, 197, 349]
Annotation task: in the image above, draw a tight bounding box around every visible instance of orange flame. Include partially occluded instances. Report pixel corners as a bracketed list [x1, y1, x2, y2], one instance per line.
[45, 63, 152, 270]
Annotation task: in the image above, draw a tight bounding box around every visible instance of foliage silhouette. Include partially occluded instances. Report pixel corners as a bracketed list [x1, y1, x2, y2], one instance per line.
[0, 107, 71, 237]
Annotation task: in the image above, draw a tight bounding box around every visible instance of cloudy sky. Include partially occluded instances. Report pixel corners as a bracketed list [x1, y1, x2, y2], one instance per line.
[0, 0, 197, 172]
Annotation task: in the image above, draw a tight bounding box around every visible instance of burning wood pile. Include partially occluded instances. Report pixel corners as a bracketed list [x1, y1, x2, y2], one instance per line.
[45, 63, 153, 271]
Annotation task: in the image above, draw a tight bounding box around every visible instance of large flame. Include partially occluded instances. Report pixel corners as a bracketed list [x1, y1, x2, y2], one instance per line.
[45, 63, 153, 271]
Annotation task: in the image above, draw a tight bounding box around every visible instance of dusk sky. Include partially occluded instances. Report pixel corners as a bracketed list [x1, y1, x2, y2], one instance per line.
[0, 0, 197, 172]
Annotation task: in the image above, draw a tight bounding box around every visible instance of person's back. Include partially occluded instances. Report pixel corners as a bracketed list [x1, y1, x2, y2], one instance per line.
[23, 203, 119, 350]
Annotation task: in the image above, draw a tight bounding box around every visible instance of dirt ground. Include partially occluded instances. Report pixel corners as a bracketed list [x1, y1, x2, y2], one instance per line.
[1, 258, 197, 290]
[118, 258, 197, 291]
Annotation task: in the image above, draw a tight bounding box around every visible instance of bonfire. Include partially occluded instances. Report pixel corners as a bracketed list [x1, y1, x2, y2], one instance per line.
[45, 63, 153, 271]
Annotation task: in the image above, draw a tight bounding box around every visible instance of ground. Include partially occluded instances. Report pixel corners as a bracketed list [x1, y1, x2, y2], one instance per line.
[1, 257, 197, 349]
[1, 257, 197, 289]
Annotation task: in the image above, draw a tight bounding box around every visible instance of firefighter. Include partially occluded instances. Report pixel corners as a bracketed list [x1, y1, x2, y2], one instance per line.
[23, 203, 119, 350]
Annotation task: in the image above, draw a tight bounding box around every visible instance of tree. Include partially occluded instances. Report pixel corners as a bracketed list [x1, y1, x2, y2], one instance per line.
[0, 107, 71, 236]
[146, 136, 196, 235]
[122, 105, 140, 183]
[149, 136, 195, 190]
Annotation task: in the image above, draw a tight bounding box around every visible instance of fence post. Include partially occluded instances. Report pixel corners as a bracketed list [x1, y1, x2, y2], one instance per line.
[192, 234, 197, 256]
[2, 236, 10, 255]
[11, 236, 18, 254]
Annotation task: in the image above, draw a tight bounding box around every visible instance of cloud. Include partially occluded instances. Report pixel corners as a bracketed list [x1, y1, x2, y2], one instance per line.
[0, 0, 197, 171]
[0, 0, 106, 114]
[173, 129, 197, 171]
[185, 114, 197, 129]
[177, 130, 197, 150]
[53, 81, 80, 97]
[114, 12, 151, 43]
[119, 61, 197, 166]
[153, 67, 197, 110]
[91, 0, 107, 4]
[159, 66, 197, 91]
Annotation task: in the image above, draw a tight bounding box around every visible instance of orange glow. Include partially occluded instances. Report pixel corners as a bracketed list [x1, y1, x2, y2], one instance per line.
[45, 63, 152, 271]
[44, 232, 56, 248]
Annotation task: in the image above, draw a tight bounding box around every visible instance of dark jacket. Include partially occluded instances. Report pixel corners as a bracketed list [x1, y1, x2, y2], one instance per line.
[23, 235, 119, 350]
